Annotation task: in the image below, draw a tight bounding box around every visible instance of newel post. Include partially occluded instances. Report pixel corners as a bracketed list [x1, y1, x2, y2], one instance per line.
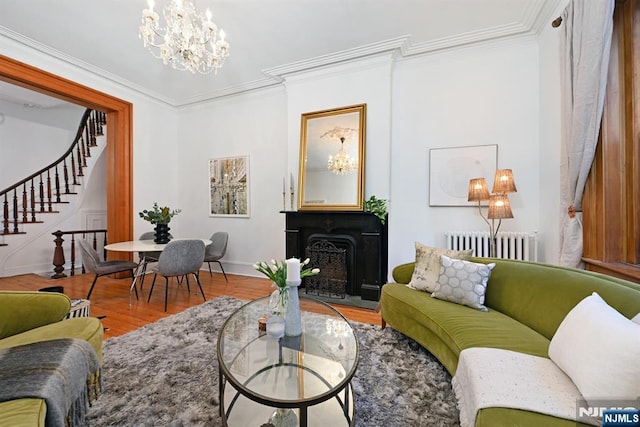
[51, 230, 67, 279]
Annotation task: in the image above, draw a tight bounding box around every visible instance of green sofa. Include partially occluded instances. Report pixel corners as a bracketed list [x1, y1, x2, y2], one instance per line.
[379, 258, 640, 427]
[0, 291, 104, 427]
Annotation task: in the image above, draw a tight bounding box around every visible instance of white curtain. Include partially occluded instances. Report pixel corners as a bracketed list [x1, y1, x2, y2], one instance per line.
[559, 0, 614, 268]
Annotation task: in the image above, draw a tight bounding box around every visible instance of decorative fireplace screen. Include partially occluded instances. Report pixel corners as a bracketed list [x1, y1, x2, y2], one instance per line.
[304, 240, 347, 299]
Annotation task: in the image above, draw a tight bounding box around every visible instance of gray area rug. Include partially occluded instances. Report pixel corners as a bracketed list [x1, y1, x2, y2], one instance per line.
[87, 296, 459, 426]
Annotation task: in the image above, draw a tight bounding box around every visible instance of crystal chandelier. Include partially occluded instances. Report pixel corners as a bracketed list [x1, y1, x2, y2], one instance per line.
[322, 127, 358, 175]
[139, 0, 230, 74]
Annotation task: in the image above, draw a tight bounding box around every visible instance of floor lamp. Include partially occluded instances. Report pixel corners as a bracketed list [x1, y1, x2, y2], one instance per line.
[468, 169, 517, 258]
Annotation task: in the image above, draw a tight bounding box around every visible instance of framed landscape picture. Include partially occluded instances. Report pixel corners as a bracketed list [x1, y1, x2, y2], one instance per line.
[209, 156, 250, 217]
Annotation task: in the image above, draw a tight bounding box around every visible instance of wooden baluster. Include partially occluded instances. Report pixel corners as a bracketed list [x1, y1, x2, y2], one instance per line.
[3, 194, 9, 235]
[63, 159, 70, 194]
[29, 179, 36, 222]
[51, 230, 67, 279]
[21, 184, 27, 224]
[70, 234, 76, 276]
[12, 189, 18, 233]
[89, 112, 97, 146]
[46, 169, 53, 212]
[71, 150, 78, 184]
[77, 138, 85, 175]
[84, 125, 91, 158]
[38, 173, 45, 212]
[95, 111, 104, 136]
[54, 165, 61, 203]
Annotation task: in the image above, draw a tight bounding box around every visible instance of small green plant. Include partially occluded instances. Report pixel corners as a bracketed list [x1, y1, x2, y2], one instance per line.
[364, 195, 388, 224]
[138, 202, 181, 225]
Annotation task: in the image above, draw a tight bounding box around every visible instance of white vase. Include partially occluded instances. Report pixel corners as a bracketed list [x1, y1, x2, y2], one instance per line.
[284, 279, 302, 336]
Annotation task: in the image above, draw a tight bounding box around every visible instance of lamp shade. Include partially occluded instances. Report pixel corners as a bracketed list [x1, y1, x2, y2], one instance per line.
[487, 194, 513, 219]
[468, 178, 490, 202]
[492, 169, 517, 194]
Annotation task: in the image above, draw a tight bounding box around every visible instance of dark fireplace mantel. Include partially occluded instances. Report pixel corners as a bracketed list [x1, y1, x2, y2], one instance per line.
[283, 211, 388, 301]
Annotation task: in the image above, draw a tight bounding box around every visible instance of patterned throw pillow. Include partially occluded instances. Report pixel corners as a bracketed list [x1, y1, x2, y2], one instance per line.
[407, 242, 473, 293]
[431, 255, 496, 311]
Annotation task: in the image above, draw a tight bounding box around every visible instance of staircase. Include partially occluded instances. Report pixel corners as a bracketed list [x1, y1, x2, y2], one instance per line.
[0, 109, 106, 247]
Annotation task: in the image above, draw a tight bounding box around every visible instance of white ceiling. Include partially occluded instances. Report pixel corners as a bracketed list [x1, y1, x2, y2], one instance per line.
[0, 0, 559, 107]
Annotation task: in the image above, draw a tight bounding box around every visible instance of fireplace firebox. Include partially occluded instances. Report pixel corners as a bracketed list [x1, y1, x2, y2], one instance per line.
[284, 211, 388, 301]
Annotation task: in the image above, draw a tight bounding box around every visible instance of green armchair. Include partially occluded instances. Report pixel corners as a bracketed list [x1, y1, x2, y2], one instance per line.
[0, 291, 104, 427]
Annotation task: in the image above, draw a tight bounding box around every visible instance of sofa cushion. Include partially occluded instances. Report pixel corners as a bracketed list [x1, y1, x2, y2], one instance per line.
[476, 259, 640, 340]
[0, 398, 46, 427]
[381, 283, 550, 373]
[548, 292, 640, 405]
[0, 317, 103, 362]
[0, 292, 70, 340]
[407, 242, 472, 293]
[432, 255, 495, 311]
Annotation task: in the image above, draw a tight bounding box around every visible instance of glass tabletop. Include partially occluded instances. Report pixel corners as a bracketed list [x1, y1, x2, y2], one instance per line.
[217, 296, 359, 405]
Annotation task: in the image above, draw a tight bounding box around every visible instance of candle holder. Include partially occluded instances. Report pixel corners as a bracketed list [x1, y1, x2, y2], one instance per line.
[290, 190, 295, 212]
[284, 279, 302, 336]
[282, 191, 286, 211]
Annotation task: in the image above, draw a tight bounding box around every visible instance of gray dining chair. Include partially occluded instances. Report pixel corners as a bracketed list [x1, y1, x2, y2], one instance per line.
[204, 232, 228, 282]
[137, 231, 173, 287]
[147, 239, 206, 312]
[77, 238, 140, 300]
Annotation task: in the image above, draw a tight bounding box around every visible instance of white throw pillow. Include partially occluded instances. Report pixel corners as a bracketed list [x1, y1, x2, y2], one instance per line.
[632, 312, 640, 325]
[407, 242, 472, 293]
[548, 292, 640, 405]
[431, 255, 495, 311]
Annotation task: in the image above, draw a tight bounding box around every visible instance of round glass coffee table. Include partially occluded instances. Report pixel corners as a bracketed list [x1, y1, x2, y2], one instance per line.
[217, 296, 359, 426]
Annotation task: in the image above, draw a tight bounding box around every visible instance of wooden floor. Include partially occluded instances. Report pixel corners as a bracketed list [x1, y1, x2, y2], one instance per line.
[0, 271, 382, 339]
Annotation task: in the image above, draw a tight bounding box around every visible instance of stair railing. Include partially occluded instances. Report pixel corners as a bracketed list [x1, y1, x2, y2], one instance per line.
[52, 229, 108, 278]
[0, 109, 106, 237]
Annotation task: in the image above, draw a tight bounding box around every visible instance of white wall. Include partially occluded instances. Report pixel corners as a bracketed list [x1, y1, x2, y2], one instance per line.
[0, 27, 566, 278]
[0, 110, 77, 187]
[538, 0, 568, 265]
[176, 87, 288, 277]
[390, 38, 541, 269]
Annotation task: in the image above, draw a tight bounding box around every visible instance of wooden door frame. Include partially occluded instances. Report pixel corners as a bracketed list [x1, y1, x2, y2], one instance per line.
[0, 55, 133, 259]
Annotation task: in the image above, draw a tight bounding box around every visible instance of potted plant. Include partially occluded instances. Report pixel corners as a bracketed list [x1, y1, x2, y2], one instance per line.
[138, 202, 181, 243]
[364, 195, 388, 225]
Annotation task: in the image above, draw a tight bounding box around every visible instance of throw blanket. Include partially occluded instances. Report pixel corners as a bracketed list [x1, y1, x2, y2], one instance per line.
[452, 347, 598, 427]
[0, 338, 101, 427]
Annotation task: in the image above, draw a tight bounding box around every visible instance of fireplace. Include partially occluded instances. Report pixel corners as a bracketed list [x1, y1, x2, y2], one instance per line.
[284, 211, 388, 301]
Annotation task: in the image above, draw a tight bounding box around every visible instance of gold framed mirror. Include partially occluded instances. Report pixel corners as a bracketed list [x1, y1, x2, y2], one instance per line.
[298, 104, 366, 211]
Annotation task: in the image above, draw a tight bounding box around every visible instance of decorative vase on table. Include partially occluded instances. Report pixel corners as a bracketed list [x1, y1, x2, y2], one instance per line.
[153, 224, 171, 244]
[284, 258, 302, 336]
[269, 287, 288, 317]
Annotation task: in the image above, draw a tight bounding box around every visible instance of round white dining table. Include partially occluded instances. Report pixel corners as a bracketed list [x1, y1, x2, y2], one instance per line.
[104, 238, 211, 253]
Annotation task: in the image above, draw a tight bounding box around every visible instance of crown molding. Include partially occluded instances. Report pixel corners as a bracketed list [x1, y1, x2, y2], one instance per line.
[263, 36, 410, 80]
